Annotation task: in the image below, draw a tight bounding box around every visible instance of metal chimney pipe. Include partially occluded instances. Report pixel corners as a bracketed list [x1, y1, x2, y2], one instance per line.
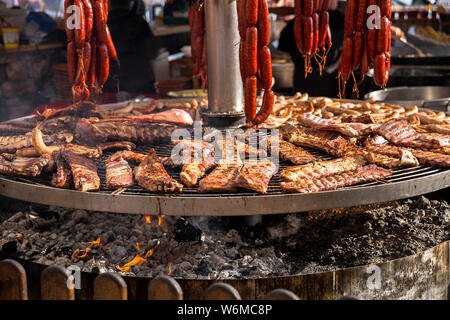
[203, 0, 245, 127]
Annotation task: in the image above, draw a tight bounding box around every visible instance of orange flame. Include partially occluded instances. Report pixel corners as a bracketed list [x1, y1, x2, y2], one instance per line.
[158, 215, 163, 226]
[88, 236, 102, 247]
[144, 248, 153, 258]
[134, 241, 141, 251]
[16, 233, 22, 239]
[117, 254, 147, 272]
[145, 216, 152, 224]
[71, 248, 91, 260]
[168, 263, 172, 276]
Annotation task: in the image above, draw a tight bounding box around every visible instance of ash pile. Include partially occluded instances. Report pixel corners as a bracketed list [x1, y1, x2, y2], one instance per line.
[0, 195, 449, 279]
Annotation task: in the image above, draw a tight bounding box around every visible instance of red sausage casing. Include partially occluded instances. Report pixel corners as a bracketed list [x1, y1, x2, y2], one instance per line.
[312, 12, 319, 54]
[82, 0, 93, 41]
[253, 90, 275, 125]
[97, 43, 110, 88]
[339, 35, 354, 81]
[244, 27, 258, 77]
[355, 0, 367, 31]
[245, 76, 257, 121]
[303, 0, 314, 16]
[259, 46, 272, 90]
[319, 10, 329, 49]
[373, 53, 386, 87]
[246, 0, 259, 26]
[344, 0, 357, 36]
[67, 41, 77, 84]
[294, 0, 302, 16]
[258, 0, 270, 46]
[74, 0, 85, 49]
[294, 17, 304, 54]
[302, 16, 314, 56]
[376, 17, 391, 54]
[352, 31, 364, 70]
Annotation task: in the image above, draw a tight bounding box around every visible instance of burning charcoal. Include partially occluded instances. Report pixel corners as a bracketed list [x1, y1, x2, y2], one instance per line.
[174, 219, 203, 242]
[195, 260, 211, 276]
[71, 210, 89, 224]
[2, 240, 18, 254]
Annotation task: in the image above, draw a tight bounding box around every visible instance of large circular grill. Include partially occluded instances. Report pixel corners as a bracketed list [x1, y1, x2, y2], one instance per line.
[0, 136, 448, 216]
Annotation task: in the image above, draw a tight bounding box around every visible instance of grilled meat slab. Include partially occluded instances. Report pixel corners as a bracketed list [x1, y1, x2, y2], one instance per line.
[281, 156, 367, 182]
[51, 152, 72, 189]
[0, 154, 49, 177]
[280, 165, 393, 193]
[0, 132, 73, 153]
[76, 118, 178, 145]
[378, 119, 449, 149]
[61, 150, 100, 192]
[297, 113, 378, 137]
[198, 163, 243, 193]
[105, 157, 133, 189]
[106, 150, 147, 163]
[233, 160, 277, 194]
[180, 158, 216, 187]
[134, 149, 183, 193]
[265, 136, 317, 165]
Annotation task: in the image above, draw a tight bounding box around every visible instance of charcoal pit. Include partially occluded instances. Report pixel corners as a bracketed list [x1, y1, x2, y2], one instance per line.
[1, 191, 449, 299]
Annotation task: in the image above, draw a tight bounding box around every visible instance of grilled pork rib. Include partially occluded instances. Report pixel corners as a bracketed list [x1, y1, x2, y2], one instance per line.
[378, 119, 449, 149]
[76, 118, 178, 145]
[280, 156, 368, 182]
[61, 150, 100, 192]
[0, 132, 73, 153]
[134, 149, 183, 193]
[265, 136, 317, 165]
[233, 160, 277, 194]
[198, 163, 243, 193]
[297, 113, 379, 137]
[105, 157, 133, 189]
[280, 165, 393, 193]
[0, 154, 49, 177]
[51, 151, 72, 189]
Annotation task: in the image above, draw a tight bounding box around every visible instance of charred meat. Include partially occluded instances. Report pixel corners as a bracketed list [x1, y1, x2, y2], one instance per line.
[280, 165, 393, 193]
[61, 150, 100, 192]
[51, 152, 72, 189]
[134, 149, 183, 193]
[233, 160, 277, 194]
[105, 157, 133, 190]
[198, 163, 243, 193]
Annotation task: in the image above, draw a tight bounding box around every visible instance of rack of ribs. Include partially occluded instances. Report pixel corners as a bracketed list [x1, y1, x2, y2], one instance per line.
[198, 163, 243, 193]
[264, 136, 317, 165]
[75, 118, 179, 145]
[364, 138, 450, 168]
[280, 165, 393, 193]
[61, 150, 100, 192]
[0, 154, 50, 177]
[280, 155, 368, 182]
[134, 149, 183, 193]
[297, 113, 379, 137]
[378, 119, 449, 149]
[105, 157, 133, 190]
[51, 151, 72, 189]
[233, 160, 277, 194]
[0, 132, 73, 154]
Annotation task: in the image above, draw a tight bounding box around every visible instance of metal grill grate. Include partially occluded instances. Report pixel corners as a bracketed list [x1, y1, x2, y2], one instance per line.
[5, 140, 448, 198]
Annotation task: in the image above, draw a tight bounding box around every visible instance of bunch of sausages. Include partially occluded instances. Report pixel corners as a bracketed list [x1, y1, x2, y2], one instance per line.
[64, 0, 119, 102]
[188, 4, 207, 89]
[339, 0, 392, 90]
[294, 0, 332, 75]
[237, 0, 274, 126]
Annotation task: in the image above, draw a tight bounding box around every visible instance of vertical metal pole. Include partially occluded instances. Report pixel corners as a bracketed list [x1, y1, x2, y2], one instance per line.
[204, 0, 244, 120]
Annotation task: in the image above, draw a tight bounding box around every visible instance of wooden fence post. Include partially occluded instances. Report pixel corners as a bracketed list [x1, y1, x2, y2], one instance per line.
[41, 265, 75, 300]
[93, 272, 128, 300]
[0, 259, 28, 300]
[204, 283, 241, 300]
[148, 275, 183, 300]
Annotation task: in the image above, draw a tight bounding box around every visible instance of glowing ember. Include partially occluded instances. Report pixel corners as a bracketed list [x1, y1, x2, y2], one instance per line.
[157, 215, 163, 226]
[71, 248, 91, 260]
[145, 216, 151, 224]
[16, 233, 22, 239]
[117, 254, 147, 272]
[168, 263, 172, 276]
[134, 241, 141, 251]
[88, 236, 102, 247]
[144, 248, 153, 258]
